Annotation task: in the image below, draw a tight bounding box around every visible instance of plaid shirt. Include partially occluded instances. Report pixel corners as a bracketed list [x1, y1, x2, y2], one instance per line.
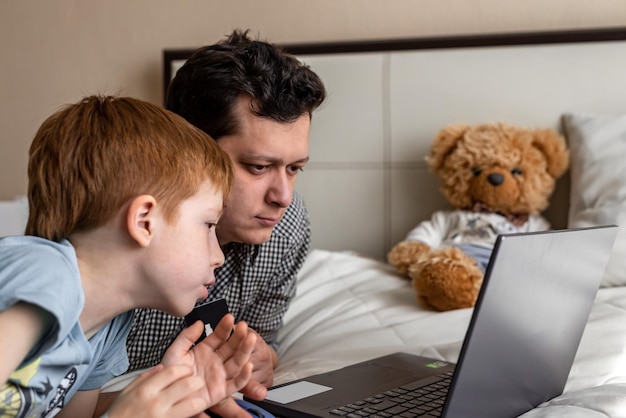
[125, 193, 311, 371]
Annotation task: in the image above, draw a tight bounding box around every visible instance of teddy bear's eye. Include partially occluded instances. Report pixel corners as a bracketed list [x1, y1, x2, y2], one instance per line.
[511, 168, 522, 176]
[471, 167, 482, 177]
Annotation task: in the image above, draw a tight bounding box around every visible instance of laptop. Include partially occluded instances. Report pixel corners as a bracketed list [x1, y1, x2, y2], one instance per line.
[246, 225, 618, 418]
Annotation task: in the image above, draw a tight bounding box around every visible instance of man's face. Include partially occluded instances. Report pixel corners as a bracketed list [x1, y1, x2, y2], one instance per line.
[215, 98, 311, 245]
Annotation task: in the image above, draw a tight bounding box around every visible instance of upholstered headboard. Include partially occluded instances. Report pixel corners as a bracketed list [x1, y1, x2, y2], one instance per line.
[163, 28, 626, 260]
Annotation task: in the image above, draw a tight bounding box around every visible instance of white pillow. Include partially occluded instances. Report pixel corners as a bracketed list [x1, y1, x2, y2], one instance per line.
[563, 113, 626, 287]
[0, 195, 28, 237]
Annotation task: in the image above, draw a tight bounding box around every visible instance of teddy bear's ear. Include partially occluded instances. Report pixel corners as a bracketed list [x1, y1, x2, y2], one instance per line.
[427, 124, 470, 171]
[531, 129, 570, 179]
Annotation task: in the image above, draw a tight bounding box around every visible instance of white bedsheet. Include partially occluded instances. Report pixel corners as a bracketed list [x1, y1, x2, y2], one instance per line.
[275, 249, 626, 417]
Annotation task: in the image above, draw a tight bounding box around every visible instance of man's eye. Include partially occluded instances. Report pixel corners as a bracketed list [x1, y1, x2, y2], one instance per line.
[247, 164, 268, 173]
[288, 165, 304, 175]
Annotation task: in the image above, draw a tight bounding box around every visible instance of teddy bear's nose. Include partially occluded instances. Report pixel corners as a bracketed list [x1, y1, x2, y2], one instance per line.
[487, 173, 504, 186]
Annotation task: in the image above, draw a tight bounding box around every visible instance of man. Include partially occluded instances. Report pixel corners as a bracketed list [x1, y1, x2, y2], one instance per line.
[96, 29, 326, 417]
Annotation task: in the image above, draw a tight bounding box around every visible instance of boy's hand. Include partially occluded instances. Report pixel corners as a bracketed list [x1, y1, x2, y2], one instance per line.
[162, 314, 255, 409]
[106, 364, 210, 418]
[214, 331, 273, 417]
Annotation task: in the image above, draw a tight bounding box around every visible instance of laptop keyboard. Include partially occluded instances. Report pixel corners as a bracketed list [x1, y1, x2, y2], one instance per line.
[328, 371, 453, 418]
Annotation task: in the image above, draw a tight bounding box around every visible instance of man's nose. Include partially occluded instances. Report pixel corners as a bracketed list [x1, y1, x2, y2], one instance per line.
[267, 173, 293, 208]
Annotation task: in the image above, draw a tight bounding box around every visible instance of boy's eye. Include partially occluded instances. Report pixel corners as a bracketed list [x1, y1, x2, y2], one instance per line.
[206, 223, 217, 231]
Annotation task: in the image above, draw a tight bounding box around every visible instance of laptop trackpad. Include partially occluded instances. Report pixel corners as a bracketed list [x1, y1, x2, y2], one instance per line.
[266, 381, 333, 403]
[267, 363, 415, 404]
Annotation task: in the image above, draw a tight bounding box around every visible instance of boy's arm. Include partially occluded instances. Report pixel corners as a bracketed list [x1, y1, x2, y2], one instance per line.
[56, 389, 100, 418]
[0, 302, 51, 385]
[94, 391, 117, 417]
[63, 366, 212, 418]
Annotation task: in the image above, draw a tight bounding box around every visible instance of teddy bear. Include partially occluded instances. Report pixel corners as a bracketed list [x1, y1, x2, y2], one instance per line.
[387, 122, 570, 311]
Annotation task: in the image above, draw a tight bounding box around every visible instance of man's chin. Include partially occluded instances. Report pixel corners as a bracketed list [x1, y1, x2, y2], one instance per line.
[229, 228, 274, 246]
[246, 230, 274, 245]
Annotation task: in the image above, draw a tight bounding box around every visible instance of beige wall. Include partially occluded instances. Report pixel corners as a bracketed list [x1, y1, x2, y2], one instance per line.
[1, 0, 625, 200]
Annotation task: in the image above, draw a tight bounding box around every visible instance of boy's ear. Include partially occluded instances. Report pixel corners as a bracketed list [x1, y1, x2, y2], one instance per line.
[127, 195, 158, 247]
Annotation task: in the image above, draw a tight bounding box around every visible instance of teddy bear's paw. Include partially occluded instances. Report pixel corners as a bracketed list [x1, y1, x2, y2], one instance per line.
[387, 241, 430, 275]
[409, 254, 483, 311]
[425, 246, 482, 266]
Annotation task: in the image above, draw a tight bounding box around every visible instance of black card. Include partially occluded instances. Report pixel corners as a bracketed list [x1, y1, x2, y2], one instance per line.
[184, 298, 229, 344]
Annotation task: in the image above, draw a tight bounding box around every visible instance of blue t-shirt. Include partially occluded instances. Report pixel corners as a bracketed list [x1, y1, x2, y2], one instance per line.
[0, 236, 133, 417]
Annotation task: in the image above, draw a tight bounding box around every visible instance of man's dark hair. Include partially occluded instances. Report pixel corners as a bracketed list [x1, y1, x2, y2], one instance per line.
[166, 29, 326, 139]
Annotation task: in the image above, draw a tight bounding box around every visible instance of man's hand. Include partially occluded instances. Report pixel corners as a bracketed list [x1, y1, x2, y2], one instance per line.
[247, 329, 276, 389]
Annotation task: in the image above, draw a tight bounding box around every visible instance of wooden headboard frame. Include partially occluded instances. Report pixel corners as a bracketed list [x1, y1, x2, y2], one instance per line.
[163, 28, 626, 259]
[163, 27, 626, 102]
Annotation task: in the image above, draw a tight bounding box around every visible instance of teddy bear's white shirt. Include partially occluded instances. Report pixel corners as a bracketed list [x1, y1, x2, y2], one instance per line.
[405, 210, 550, 249]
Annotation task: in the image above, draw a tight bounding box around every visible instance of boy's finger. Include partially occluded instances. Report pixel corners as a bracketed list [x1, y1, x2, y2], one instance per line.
[161, 320, 205, 368]
[212, 313, 236, 341]
[210, 321, 249, 361]
[226, 362, 254, 395]
[222, 330, 256, 377]
[199, 315, 242, 355]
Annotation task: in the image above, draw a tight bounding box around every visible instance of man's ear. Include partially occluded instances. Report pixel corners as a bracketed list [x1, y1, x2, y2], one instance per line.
[127, 195, 158, 247]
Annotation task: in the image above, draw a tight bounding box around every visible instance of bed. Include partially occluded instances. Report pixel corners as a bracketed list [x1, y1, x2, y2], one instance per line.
[277, 249, 626, 417]
[2, 27, 626, 417]
[248, 28, 626, 417]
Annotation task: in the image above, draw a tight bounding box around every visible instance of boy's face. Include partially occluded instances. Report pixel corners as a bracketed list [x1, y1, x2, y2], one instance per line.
[215, 98, 311, 245]
[148, 180, 225, 316]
